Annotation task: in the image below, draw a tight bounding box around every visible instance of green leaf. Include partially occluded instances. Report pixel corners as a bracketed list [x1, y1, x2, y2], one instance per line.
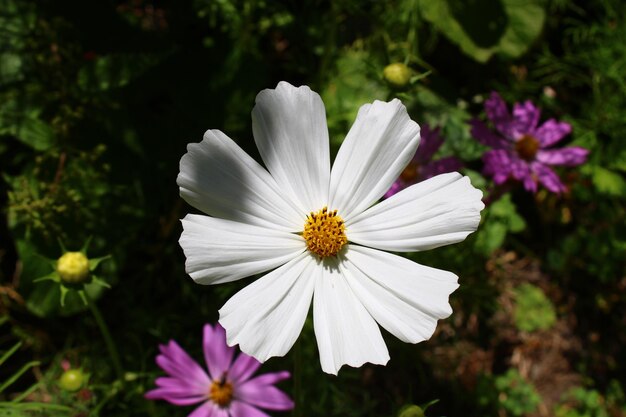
[418, 0, 545, 62]
[590, 166, 626, 197]
[0, 0, 37, 50]
[0, 361, 40, 393]
[0, 343, 21, 367]
[474, 194, 526, 255]
[78, 52, 170, 92]
[475, 221, 507, 255]
[0, 106, 55, 151]
[321, 47, 387, 148]
[514, 283, 557, 332]
[0, 53, 23, 86]
[0, 402, 74, 415]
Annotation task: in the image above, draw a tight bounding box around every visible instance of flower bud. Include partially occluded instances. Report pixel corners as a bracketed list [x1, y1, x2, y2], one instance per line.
[398, 405, 425, 417]
[383, 63, 412, 89]
[57, 252, 90, 284]
[59, 369, 87, 392]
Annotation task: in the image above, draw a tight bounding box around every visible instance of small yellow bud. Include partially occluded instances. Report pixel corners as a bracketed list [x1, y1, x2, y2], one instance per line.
[398, 405, 425, 417]
[57, 252, 90, 284]
[59, 369, 86, 392]
[383, 63, 412, 89]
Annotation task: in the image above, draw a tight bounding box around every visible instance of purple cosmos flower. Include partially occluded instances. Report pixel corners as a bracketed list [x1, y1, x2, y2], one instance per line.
[384, 124, 463, 198]
[471, 92, 588, 193]
[145, 323, 294, 417]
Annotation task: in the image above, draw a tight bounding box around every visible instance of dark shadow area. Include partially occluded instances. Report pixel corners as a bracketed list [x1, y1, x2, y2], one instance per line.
[449, 0, 508, 48]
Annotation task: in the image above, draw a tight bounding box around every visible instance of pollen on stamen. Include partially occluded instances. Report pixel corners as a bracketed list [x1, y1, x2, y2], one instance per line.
[209, 378, 234, 407]
[302, 206, 347, 258]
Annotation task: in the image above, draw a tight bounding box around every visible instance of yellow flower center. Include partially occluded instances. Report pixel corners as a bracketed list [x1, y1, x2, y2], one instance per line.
[515, 134, 540, 161]
[56, 252, 90, 284]
[302, 207, 347, 258]
[209, 379, 233, 408]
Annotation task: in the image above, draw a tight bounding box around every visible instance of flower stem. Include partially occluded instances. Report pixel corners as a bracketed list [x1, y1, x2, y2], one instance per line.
[85, 291, 124, 380]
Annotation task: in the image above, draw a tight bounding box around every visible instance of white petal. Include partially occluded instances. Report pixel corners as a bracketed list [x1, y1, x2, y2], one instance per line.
[342, 245, 458, 344]
[252, 81, 331, 213]
[177, 129, 303, 232]
[180, 214, 305, 285]
[328, 99, 420, 220]
[347, 172, 484, 252]
[313, 257, 389, 375]
[219, 253, 316, 362]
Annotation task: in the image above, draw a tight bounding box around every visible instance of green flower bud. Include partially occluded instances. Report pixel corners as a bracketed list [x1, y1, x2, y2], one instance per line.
[57, 252, 90, 284]
[59, 369, 87, 392]
[398, 405, 425, 417]
[383, 63, 412, 89]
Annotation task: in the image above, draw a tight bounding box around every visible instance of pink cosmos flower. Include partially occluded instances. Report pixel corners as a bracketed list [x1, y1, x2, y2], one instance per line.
[145, 323, 294, 417]
[471, 92, 588, 193]
[384, 125, 463, 198]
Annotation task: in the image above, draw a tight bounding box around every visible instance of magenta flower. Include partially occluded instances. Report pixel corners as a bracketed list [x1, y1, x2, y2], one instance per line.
[384, 124, 463, 198]
[471, 92, 588, 193]
[145, 323, 294, 417]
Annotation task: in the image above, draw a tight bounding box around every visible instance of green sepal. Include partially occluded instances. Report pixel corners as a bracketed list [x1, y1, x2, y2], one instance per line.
[409, 70, 432, 84]
[59, 286, 70, 307]
[89, 255, 110, 271]
[33, 273, 59, 284]
[80, 236, 93, 255]
[91, 275, 111, 289]
[56, 237, 67, 254]
[420, 399, 439, 412]
[76, 290, 88, 305]
[34, 252, 57, 270]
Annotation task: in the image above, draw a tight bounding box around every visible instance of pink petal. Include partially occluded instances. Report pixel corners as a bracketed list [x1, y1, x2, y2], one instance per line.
[470, 119, 510, 149]
[235, 387, 294, 412]
[421, 157, 463, 180]
[203, 324, 235, 381]
[523, 174, 538, 193]
[512, 100, 541, 135]
[532, 163, 567, 193]
[229, 401, 272, 417]
[144, 387, 206, 406]
[536, 147, 588, 166]
[485, 91, 513, 138]
[482, 149, 513, 182]
[510, 158, 531, 182]
[228, 353, 261, 384]
[415, 125, 443, 162]
[187, 402, 229, 417]
[155, 377, 206, 393]
[236, 372, 294, 411]
[242, 371, 291, 386]
[534, 119, 572, 147]
[384, 180, 407, 199]
[156, 341, 210, 386]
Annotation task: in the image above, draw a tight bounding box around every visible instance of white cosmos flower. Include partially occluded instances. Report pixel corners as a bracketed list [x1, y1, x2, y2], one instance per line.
[178, 81, 484, 375]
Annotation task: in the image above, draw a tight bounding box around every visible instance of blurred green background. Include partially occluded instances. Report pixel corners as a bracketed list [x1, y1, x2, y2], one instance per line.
[1, 0, 625, 416]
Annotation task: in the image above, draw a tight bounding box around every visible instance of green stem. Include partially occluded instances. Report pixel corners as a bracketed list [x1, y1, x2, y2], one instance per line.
[292, 339, 302, 417]
[85, 292, 123, 380]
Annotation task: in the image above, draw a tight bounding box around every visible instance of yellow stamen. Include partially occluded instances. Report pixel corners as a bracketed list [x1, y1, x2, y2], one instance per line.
[302, 207, 347, 258]
[209, 379, 233, 407]
[515, 134, 540, 161]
